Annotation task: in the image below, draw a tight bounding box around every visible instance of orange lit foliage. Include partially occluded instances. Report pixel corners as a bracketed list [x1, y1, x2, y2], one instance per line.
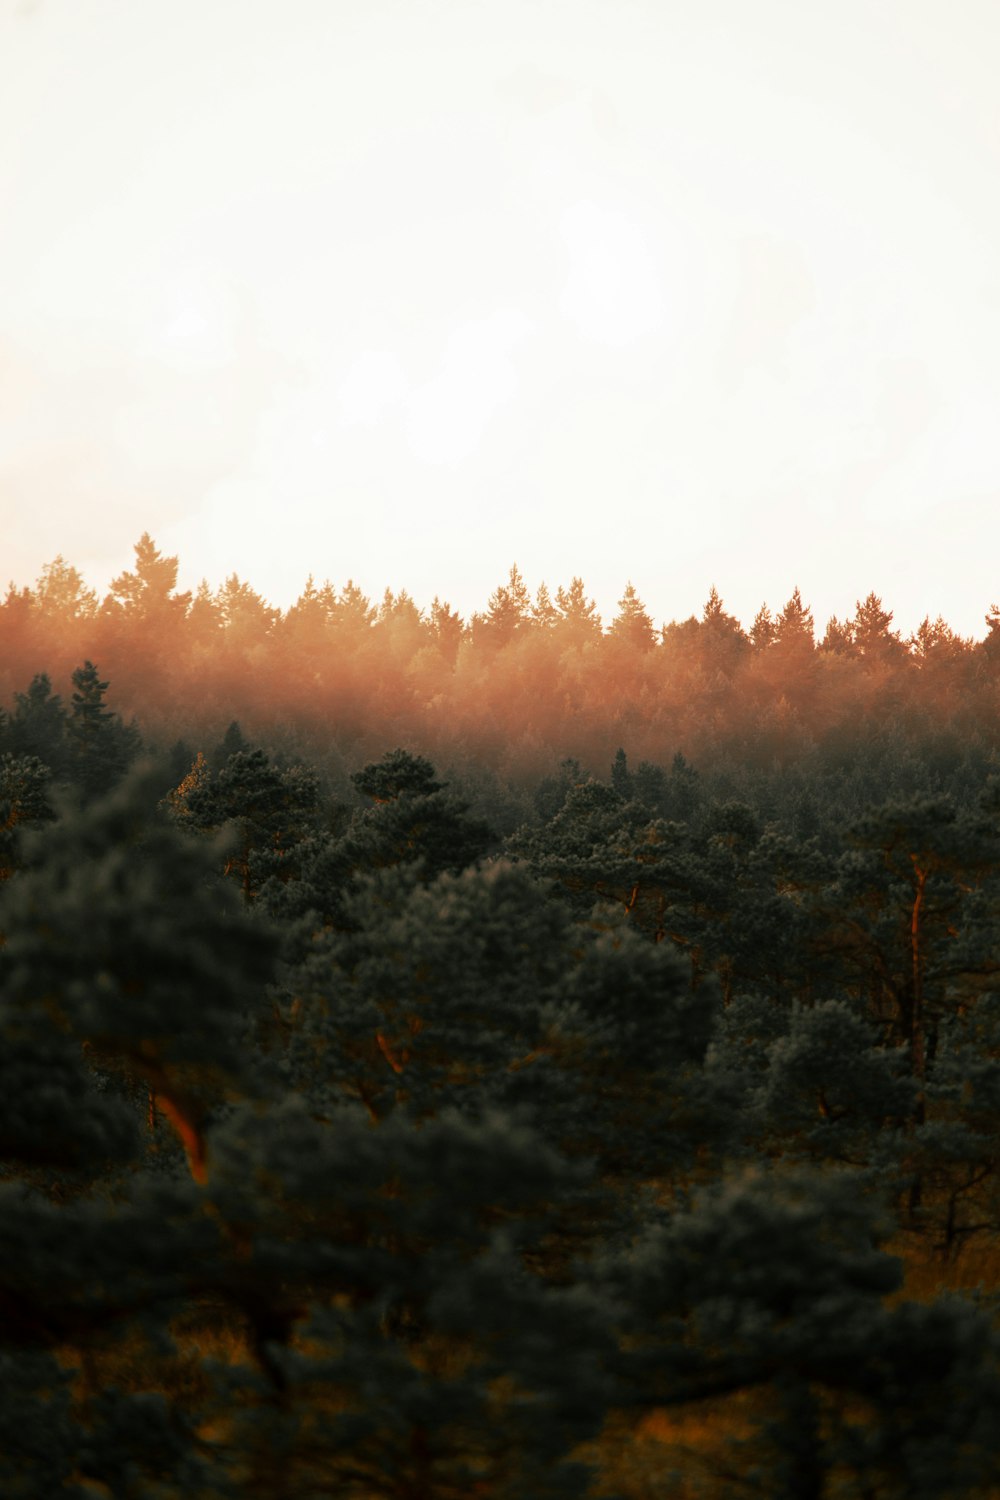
[0, 539, 992, 794]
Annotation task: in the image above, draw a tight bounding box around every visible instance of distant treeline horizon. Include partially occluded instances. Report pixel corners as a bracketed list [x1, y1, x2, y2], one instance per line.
[8, 532, 1000, 645]
[4, 532, 1000, 796]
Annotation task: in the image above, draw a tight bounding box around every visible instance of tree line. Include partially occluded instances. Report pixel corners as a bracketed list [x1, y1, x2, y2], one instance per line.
[4, 535, 1000, 790]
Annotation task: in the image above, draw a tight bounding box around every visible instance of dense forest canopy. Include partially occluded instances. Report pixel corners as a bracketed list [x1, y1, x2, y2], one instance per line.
[3, 536, 998, 795]
[4, 535, 1000, 1496]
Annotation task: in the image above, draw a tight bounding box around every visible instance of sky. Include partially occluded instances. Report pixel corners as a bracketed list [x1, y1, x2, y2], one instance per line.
[2, 0, 1000, 637]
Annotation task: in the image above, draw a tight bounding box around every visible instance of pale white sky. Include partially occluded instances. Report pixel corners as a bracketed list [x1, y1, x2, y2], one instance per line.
[2, 0, 1000, 635]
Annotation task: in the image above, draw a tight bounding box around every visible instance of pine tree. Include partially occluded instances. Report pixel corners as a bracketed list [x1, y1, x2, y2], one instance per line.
[7, 673, 69, 775]
[214, 574, 280, 645]
[820, 614, 856, 654]
[170, 745, 320, 901]
[605, 1168, 1000, 1497]
[67, 661, 140, 798]
[107, 532, 191, 621]
[554, 577, 602, 644]
[332, 579, 377, 635]
[532, 580, 559, 629]
[852, 591, 904, 664]
[352, 747, 442, 802]
[1, 765, 277, 1181]
[610, 747, 632, 798]
[750, 603, 777, 650]
[609, 582, 656, 652]
[32, 555, 98, 622]
[428, 596, 464, 664]
[482, 564, 532, 648]
[774, 586, 814, 646]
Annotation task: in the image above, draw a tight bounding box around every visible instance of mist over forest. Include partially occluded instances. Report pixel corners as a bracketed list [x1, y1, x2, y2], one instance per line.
[4, 534, 1000, 1496]
[5, 533, 1000, 799]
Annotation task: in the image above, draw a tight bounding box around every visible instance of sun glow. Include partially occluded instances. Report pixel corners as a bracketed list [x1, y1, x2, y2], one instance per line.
[2, 0, 1000, 635]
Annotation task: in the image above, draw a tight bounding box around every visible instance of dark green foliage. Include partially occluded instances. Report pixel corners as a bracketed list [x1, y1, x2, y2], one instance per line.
[5, 672, 69, 775]
[211, 717, 249, 768]
[196, 1099, 614, 1497]
[67, 660, 141, 797]
[755, 1000, 916, 1165]
[533, 755, 584, 822]
[261, 749, 495, 935]
[3, 638, 1000, 1498]
[605, 1169, 1000, 1495]
[171, 745, 320, 900]
[909, 992, 1000, 1254]
[0, 752, 55, 878]
[351, 746, 443, 802]
[281, 858, 717, 1204]
[0, 765, 277, 1179]
[0, 1026, 139, 1171]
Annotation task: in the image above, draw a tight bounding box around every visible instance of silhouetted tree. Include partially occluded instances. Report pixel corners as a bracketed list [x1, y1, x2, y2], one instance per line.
[609, 582, 656, 652]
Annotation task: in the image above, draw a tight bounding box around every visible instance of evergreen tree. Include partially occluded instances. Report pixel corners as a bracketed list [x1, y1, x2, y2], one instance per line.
[428, 595, 464, 664]
[331, 579, 377, 635]
[910, 614, 971, 669]
[1, 765, 277, 1180]
[774, 586, 815, 647]
[67, 660, 140, 798]
[700, 585, 749, 667]
[0, 753, 55, 881]
[554, 577, 602, 644]
[610, 746, 632, 798]
[750, 602, 777, 650]
[214, 573, 280, 645]
[211, 717, 250, 768]
[170, 745, 320, 901]
[609, 582, 656, 652]
[32, 555, 98, 622]
[480, 564, 532, 648]
[820, 613, 856, 654]
[532, 580, 559, 629]
[604, 1168, 1000, 1497]
[107, 532, 191, 622]
[352, 747, 442, 802]
[7, 673, 69, 775]
[852, 591, 904, 665]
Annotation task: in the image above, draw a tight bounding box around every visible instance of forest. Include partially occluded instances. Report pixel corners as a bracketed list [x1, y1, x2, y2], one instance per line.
[3, 533, 1000, 1497]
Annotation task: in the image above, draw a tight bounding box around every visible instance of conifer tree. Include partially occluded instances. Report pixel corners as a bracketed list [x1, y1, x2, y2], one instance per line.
[67, 660, 140, 798]
[1, 765, 276, 1180]
[609, 582, 656, 652]
[750, 602, 777, 649]
[107, 532, 191, 621]
[820, 613, 856, 654]
[852, 591, 904, 664]
[170, 745, 320, 900]
[774, 586, 815, 646]
[480, 563, 532, 648]
[6, 672, 69, 775]
[697, 587, 750, 669]
[532, 580, 559, 629]
[554, 577, 602, 644]
[332, 579, 377, 634]
[32, 555, 98, 622]
[214, 573, 280, 645]
[604, 1168, 1000, 1496]
[428, 595, 464, 663]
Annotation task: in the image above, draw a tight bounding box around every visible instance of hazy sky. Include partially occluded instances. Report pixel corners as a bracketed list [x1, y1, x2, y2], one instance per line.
[3, 0, 1000, 635]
